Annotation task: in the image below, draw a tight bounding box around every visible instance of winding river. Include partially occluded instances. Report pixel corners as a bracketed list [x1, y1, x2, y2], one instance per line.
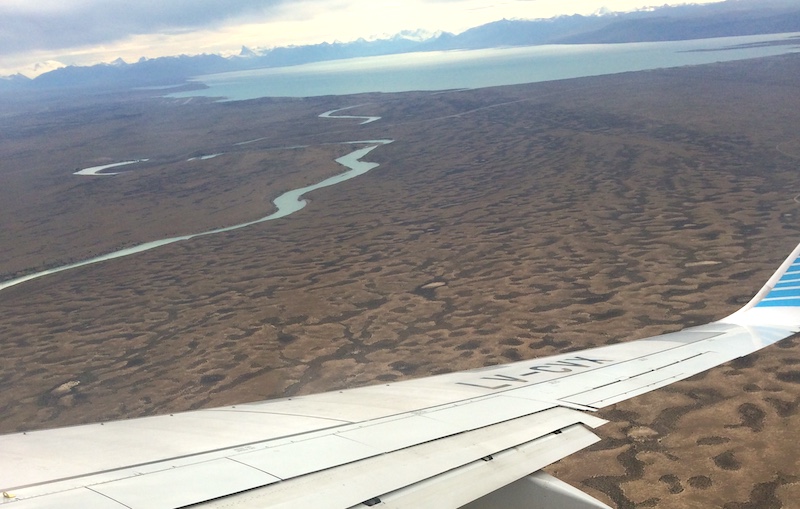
[1, 135, 393, 292]
[73, 159, 149, 176]
[319, 106, 381, 125]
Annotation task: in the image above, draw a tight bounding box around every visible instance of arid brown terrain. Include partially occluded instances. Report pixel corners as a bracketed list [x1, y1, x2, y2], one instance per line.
[1, 53, 800, 508]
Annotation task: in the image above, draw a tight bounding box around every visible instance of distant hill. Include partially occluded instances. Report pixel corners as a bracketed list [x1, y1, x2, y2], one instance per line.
[4, 0, 800, 93]
[0, 73, 31, 89]
[557, 4, 800, 43]
[424, 15, 610, 50]
[429, 0, 800, 47]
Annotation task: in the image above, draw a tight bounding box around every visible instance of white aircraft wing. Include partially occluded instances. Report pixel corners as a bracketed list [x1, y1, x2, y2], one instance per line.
[3, 243, 800, 509]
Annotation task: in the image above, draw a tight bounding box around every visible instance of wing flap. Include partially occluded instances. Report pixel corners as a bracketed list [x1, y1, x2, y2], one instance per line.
[91, 459, 279, 509]
[347, 424, 602, 509]
[232, 434, 382, 479]
[8, 488, 125, 509]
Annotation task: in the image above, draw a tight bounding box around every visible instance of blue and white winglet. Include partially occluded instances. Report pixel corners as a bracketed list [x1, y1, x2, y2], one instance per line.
[725, 242, 800, 327]
[2, 244, 800, 509]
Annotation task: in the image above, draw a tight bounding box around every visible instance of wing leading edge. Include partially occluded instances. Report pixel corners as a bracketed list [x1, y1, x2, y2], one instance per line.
[3, 243, 800, 508]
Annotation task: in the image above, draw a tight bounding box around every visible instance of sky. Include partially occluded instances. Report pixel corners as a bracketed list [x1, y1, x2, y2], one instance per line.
[1, 0, 726, 78]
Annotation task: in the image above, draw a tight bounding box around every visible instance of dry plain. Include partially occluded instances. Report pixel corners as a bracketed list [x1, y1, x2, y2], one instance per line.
[1, 54, 800, 508]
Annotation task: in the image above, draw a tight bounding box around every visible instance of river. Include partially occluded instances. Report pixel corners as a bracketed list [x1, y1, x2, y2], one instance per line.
[0, 140, 392, 292]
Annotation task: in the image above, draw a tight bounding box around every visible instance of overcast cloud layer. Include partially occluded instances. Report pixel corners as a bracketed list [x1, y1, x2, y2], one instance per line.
[1, 0, 725, 77]
[0, 0, 287, 53]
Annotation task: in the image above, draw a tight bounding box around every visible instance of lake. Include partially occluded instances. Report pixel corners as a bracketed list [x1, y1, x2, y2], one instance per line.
[169, 32, 800, 101]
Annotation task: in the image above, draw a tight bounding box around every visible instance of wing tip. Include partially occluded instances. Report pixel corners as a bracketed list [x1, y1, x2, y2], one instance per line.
[724, 241, 800, 329]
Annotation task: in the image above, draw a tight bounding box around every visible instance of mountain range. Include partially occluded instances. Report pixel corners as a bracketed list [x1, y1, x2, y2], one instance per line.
[3, 0, 799, 93]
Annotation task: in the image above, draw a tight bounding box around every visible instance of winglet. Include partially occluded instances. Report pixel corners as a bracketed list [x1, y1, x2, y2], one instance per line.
[723, 241, 800, 329]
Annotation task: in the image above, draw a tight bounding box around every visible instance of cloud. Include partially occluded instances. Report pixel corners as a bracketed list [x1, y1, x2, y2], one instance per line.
[0, 0, 288, 55]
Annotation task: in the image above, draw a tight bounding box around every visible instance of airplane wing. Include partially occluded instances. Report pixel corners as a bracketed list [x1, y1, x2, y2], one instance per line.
[3, 243, 800, 509]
